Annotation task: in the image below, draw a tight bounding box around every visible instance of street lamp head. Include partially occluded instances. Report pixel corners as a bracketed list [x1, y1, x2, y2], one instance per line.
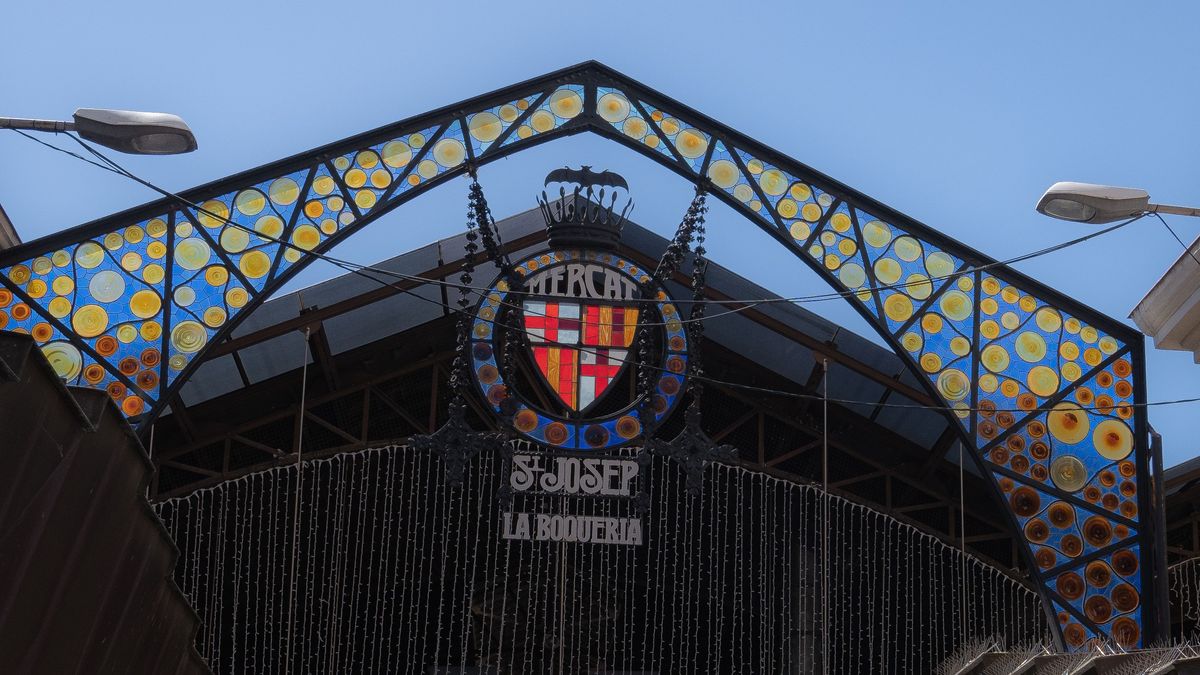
[1035, 182, 1149, 225]
[72, 108, 197, 155]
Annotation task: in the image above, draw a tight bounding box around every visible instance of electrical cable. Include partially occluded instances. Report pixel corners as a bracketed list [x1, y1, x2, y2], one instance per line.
[1152, 211, 1200, 270]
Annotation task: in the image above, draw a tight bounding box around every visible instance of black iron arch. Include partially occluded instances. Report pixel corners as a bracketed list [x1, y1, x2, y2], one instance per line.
[0, 61, 1163, 648]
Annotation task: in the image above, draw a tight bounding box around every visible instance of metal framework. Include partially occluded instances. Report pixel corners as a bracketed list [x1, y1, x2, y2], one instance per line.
[0, 61, 1162, 647]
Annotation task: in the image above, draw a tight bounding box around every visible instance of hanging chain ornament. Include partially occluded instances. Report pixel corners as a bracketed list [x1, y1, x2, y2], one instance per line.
[646, 190, 737, 496]
[411, 178, 506, 486]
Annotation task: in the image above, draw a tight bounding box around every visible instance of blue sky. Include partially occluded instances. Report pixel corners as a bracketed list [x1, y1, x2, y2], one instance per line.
[3, 2, 1199, 463]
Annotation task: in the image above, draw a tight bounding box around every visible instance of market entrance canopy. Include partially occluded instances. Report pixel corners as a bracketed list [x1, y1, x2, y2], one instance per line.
[0, 61, 1162, 649]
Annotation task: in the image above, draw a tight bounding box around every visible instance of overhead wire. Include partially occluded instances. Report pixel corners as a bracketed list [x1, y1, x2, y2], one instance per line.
[11, 130, 1200, 415]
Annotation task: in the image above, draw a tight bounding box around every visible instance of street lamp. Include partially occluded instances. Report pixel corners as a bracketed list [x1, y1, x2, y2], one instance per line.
[0, 108, 197, 155]
[1036, 182, 1200, 224]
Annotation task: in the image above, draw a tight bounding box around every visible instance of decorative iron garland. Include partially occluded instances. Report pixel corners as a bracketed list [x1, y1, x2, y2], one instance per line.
[644, 191, 738, 496]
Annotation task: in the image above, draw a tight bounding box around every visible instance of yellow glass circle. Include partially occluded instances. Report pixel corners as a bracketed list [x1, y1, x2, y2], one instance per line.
[320, 219, 337, 235]
[675, 129, 707, 159]
[171, 320, 208, 354]
[142, 264, 164, 284]
[957, 276, 974, 292]
[1080, 326, 1098, 344]
[1015, 331, 1047, 363]
[52, 249, 71, 267]
[52, 276, 74, 296]
[820, 231, 837, 247]
[824, 254, 841, 270]
[145, 240, 166, 259]
[979, 373, 998, 393]
[120, 252, 142, 272]
[1062, 361, 1082, 382]
[906, 274, 932, 300]
[311, 176, 335, 198]
[255, 215, 284, 240]
[745, 159, 764, 174]
[370, 169, 391, 189]
[1035, 307, 1062, 333]
[925, 251, 955, 278]
[417, 159, 438, 179]
[950, 336, 971, 356]
[382, 140, 412, 168]
[1000, 379, 1020, 398]
[920, 353, 942, 373]
[355, 190, 377, 210]
[175, 221, 193, 237]
[790, 183, 812, 201]
[499, 103, 520, 122]
[48, 296, 71, 318]
[1094, 419, 1133, 460]
[198, 199, 230, 229]
[1048, 402, 1090, 445]
[777, 198, 798, 219]
[293, 225, 321, 250]
[284, 248, 301, 263]
[355, 150, 379, 168]
[88, 270, 125, 303]
[707, 159, 739, 189]
[72, 304, 108, 338]
[146, 218, 168, 238]
[893, 236, 922, 262]
[235, 189, 266, 216]
[26, 279, 47, 299]
[732, 184, 754, 203]
[1001, 311, 1020, 330]
[75, 242, 105, 269]
[659, 117, 681, 135]
[837, 238, 858, 257]
[1098, 336, 1119, 355]
[239, 250, 271, 279]
[874, 258, 902, 285]
[124, 225, 145, 244]
[1027, 365, 1060, 398]
[826, 212, 849, 233]
[226, 287, 248, 308]
[174, 286, 195, 307]
[344, 168, 367, 189]
[203, 306, 227, 328]
[1064, 317, 1081, 334]
[42, 342, 82, 380]
[205, 266, 229, 286]
[433, 138, 466, 168]
[103, 233, 123, 250]
[597, 92, 631, 123]
[621, 116, 648, 139]
[141, 320, 162, 341]
[1083, 347, 1102, 366]
[789, 221, 811, 242]
[839, 263, 866, 289]
[901, 331, 923, 353]
[220, 227, 250, 253]
[939, 290, 973, 322]
[980, 320, 1000, 339]
[800, 202, 822, 222]
[176, 237, 212, 271]
[129, 289, 161, 319]
[269, 177, 300, 205]
[937, 368, 970, 402]
[884, 293, 913, 322]
[530, 109, 555, 133]
[1019, 295, 1036, 312]
[549, 89, 582, 118]
[862, 220, 891, 248]
[921, 313, 943, 333]
[409, 133, 426, 148]
[981, 345, 1010, 373]
[116, 324, 137, 344]
[759, 169, 788, 196]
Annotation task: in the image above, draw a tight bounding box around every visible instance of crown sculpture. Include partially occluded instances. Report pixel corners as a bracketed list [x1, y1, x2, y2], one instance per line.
[537, 166, 634, 250]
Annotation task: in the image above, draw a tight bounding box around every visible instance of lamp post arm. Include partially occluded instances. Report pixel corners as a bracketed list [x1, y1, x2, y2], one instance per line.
[1150, 203, 1200, 219]
[0, 117, 75, 133]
